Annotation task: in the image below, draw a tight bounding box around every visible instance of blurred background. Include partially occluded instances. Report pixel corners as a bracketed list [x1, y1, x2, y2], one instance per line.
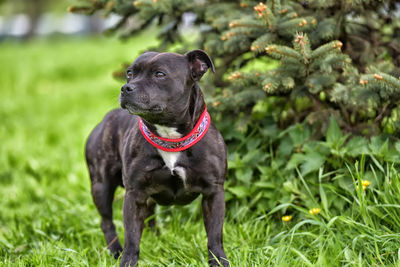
[0, 1, 160, 266]
[0, 0, 120, 39]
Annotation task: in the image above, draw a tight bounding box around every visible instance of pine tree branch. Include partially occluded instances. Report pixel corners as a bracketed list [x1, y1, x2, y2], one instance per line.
[214, 51, 248, 87]
[265, 45, 302, 61]
[310, 41, 343, 60]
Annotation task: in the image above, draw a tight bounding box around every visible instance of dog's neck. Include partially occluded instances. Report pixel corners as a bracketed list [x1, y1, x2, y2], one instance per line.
[150, 106, 205, 138]
[153, 124, 183, 139]
[143, 84, 206, 138]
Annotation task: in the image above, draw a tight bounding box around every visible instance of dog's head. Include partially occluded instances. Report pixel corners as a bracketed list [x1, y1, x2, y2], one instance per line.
[119, 50, 214, 124]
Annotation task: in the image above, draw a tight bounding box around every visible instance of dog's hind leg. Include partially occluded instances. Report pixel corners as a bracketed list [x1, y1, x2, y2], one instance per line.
[90, 166, 123, 259]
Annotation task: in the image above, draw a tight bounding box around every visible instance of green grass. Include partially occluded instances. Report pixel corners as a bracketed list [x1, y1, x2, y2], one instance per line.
[1, 35, 400, 266]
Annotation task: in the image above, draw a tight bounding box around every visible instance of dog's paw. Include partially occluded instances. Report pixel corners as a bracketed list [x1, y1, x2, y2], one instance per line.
[109, 243, 123, 260]
[113, 251, 121, 260]
[209, 257, 230, 267]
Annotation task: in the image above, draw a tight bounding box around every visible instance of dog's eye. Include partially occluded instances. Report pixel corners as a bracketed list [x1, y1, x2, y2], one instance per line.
[155, 71, 166, 78]
[126, 70, 133, 79]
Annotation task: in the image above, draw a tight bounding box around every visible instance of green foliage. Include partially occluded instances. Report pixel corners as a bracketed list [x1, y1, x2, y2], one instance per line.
[224, 103, 400, 215]
[68, 0, 400, 253]
[69, 0, 400, 135]
[3, 27, 400, 267]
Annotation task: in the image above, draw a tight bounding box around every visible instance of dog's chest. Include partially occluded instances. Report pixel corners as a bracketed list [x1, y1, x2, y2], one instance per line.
[157, 150, 186, 185]
[154, 125, 187, 186]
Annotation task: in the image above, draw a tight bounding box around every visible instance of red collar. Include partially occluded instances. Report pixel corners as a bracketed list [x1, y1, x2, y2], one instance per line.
[139, 108, 210, 152]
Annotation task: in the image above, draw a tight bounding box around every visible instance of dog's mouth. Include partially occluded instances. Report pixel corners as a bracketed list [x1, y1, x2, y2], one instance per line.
[123, 103, 164, 115]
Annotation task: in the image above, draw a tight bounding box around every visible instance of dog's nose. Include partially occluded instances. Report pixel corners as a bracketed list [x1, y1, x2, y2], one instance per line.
[121, 84, 135, 93]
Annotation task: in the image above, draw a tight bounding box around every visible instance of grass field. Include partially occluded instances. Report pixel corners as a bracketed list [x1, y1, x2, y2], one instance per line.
[1, 35, 400, 267]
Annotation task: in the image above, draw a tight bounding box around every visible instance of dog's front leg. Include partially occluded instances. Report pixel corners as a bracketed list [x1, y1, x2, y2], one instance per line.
[120, 188, 147, 267]
[202, 187, 229, 267]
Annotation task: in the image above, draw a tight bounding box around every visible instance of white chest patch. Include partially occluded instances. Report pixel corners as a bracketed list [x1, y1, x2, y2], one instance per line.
[154, 124, 182, 139]
[157, 149, 180, 171]
[154, 125, 187, 187]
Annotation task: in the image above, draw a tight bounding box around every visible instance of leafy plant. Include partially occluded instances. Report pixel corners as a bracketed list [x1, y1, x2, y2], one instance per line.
[68, 0, 400, 217]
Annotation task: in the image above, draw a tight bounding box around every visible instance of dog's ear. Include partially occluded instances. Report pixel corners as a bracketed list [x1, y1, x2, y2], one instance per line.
[185, 50, 215, 81]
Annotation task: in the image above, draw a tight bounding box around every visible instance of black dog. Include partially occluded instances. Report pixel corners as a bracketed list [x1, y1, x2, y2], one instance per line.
[85, 50, 229, 266]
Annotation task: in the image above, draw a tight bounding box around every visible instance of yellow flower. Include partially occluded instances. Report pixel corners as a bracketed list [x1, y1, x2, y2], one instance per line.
[282, 215, 293, 222]
[361, 180, 371, 187]
[309, 208, 321, 215]
[357, 180, 371, 190]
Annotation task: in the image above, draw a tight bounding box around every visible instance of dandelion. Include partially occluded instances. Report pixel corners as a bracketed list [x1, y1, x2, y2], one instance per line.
[282, 215, 293, 222]
[361, 179, 371, 190]
[362, 180, 371, 187]
[357, 179, 371, 190]
[309, 208, 321, 215]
